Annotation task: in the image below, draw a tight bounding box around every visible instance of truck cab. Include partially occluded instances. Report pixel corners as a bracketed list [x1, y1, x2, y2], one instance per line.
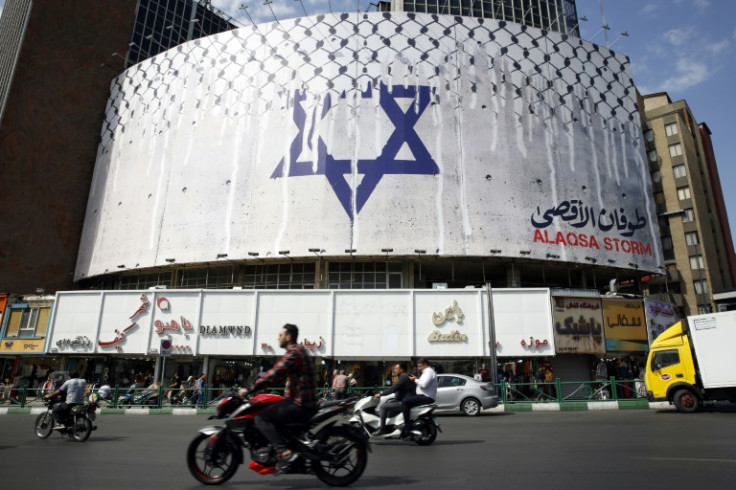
[645, 321, 700, 412]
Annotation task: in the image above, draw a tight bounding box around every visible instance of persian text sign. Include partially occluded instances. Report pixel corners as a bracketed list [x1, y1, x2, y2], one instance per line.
[552, 297, 605, 354]
[644, 298, 680, 345]
[602, 298, 648, 352]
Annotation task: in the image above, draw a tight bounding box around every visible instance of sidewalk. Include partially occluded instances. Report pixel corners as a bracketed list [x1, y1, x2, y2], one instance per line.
[1, 400, 674, 416]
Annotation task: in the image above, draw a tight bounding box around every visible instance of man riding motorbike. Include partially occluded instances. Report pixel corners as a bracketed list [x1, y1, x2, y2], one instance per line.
[402, 358, 437, 437]
[44, 370, 86, 428]
[239, 323, 317, 474]
[373, 363, 414, 436]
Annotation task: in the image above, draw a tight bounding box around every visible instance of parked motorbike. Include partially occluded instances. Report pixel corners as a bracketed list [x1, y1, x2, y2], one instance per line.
[34, 395, 98, 442]
[186, 390, 370, 486]
[118, 383, 160, 407]
[349, 394, 440, 446]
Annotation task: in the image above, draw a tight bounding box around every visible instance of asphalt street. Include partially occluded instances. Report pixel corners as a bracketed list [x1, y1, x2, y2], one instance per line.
[1, 408, 735, 489]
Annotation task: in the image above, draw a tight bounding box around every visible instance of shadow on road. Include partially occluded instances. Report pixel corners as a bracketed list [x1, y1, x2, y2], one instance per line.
[372, 439, 485, 446]
[233, 475, 419, 488]
[85, 436, 129, 443]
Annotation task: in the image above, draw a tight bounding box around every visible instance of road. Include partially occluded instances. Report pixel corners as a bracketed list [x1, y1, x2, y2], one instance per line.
[1, 408, 735, 489]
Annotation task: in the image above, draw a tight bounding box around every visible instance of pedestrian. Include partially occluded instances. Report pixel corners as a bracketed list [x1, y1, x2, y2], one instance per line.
[196, 373, 207, 406]
[332, 370, 349, 399]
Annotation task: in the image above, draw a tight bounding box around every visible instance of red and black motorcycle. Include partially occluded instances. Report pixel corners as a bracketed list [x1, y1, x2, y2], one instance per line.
[186, 390, 370, 486]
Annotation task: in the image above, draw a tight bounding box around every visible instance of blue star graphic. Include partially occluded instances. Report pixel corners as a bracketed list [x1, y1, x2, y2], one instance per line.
[270, 82, 439, 220]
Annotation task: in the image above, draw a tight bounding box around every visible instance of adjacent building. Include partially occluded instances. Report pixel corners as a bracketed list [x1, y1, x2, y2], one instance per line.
[0, 0, 236, 297]
[641, 93, 736, 315]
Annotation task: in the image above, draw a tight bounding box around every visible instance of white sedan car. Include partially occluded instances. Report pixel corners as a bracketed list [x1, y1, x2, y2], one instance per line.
[435, 373, 499, 416]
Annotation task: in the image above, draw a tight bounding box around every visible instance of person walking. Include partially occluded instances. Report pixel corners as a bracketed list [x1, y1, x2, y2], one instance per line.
[332, 370, 349, 399]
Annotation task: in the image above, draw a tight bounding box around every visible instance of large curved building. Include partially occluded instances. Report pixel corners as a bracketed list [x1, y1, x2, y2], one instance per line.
[76, 12, 662, 291]
[27, 11, 669, 394]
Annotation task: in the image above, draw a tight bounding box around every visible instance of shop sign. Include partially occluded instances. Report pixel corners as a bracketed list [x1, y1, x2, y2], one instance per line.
[155, 317, 194, 334]
[301, 337, 325, 353]
[0, 338, 45, 354]
[56, 336, 92, 350]
[199, 325, 252, 336]
[552, 297, 605, 354]
[520, 337, 549, 349]
[260, 337, 324, 353]
[428, 330, 468, 342]
[428, 299, 468, 342]
[98, 294, 149, 350]
[432, 300, 464, 325]
[602, 298, 648, 352]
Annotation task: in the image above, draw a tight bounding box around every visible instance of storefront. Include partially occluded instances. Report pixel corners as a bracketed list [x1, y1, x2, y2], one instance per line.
[46, 289, 554, 389]
[0, 295, 59, 395]
[46, 288, 669, 396]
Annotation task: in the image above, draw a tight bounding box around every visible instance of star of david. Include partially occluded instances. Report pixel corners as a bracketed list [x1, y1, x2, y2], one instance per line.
[270, 82, 440, 220]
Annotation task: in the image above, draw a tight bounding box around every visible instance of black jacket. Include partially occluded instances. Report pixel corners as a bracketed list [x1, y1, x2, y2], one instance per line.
[382, 373, 414, 401]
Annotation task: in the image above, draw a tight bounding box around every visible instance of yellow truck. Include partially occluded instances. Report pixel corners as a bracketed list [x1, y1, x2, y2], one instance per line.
[645, 310, 736, 413]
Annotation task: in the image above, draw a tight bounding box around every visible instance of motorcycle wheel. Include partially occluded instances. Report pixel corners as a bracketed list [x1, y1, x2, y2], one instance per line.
[413, 419, 438, 446]
[187, 433, 239, 485]
[34, 412, 53, 439]
[72, 417, 92, 442]
[314, 426, 368, 487]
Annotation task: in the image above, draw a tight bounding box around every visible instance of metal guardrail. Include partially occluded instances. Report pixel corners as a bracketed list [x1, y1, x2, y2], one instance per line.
[498, 377, 647, 404]
[0, 378, 647, 408]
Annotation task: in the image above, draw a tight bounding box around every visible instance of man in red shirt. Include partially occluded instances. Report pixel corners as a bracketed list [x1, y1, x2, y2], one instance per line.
[240, 323, 316, 473]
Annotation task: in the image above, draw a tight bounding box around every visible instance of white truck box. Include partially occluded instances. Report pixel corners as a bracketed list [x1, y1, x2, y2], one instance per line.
[687, 311, 736, 389]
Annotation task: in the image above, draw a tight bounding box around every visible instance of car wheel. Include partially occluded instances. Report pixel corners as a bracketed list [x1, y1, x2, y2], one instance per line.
[461, 397, 481, 416]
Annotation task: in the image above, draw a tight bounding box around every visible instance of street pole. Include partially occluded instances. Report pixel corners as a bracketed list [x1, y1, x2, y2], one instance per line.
[486, 282, 498, 386]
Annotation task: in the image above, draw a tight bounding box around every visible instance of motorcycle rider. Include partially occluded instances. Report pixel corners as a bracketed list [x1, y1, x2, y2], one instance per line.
[44, 370, 86, 428]
[239, 323, 317, 474]
[401, 358, 437, 437]
[373, 363, 414, 436]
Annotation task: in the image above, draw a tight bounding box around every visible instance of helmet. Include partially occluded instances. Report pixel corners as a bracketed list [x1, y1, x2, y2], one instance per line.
[98, 385, 111, 399]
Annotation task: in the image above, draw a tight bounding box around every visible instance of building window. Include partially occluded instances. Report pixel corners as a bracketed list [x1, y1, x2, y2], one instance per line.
[644, 129, 654, 142]
[5, 306, 51, 338]
[682, 208, 695, 222]
[685, 232, 699, 246]
[180, 267, 235, 288]
[689, 255, 704, 270]
[677, 187, 691, 200]
[119, 272, 173, 290]
[241, 263, 315, 289]
[328, 262, 403, 289]
[669, 143, 683, 157]
[693, 279, 708, 295]
[648, 150, 658, 163]
[665, 122, 679, 136]
[651, 170, 661, 184]
[673, 164, 686, 179]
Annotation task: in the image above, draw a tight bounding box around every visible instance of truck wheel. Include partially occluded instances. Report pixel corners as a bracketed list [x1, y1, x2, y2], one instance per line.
[673, 389, 700, 413]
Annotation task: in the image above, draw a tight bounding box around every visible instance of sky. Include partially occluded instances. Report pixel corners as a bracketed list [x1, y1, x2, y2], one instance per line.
[0, 0, 734, 244]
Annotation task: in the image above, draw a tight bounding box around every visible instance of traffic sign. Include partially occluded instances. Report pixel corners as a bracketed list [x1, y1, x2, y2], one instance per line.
[160, 339, 172, 357]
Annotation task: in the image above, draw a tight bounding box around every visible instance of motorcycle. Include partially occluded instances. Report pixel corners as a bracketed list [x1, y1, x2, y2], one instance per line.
[34, 394, 98, 442]
[349, 394, 440, 446]
[186, 390, 370, 486]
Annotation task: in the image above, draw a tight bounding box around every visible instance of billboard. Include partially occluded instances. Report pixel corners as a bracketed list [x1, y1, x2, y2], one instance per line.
[643, 298, 680, 345]
[552, 296, 605, 354]
[602, 297, 648, 352]
[76, 13, 662, 279]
